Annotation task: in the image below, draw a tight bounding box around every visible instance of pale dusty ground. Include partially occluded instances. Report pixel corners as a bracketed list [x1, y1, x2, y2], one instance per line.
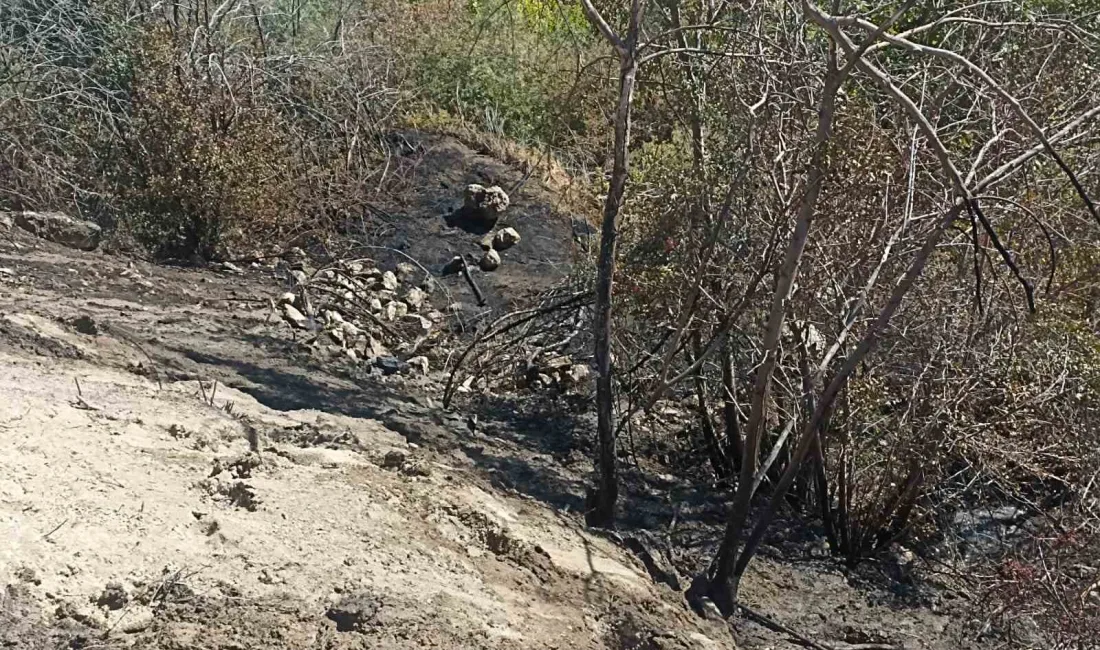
[0, 230, 730, 649]
[1, 132, 981, 650]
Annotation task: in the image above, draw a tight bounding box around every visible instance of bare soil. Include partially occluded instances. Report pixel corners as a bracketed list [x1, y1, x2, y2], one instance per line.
[2, 133, 984, 650]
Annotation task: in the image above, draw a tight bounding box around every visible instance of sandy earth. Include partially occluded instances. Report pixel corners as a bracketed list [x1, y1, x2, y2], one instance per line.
[0, 209, 733, 650]
[1, 134, 986, 650]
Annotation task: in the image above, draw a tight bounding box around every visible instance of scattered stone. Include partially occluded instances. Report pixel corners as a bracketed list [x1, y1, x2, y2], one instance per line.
[217, 261, 244, 274]
[14, 565, 40, 585]
[400, 314, 433, 335]
[381, 270, 399, 291]
[442, 256, 465, 276]
[382, 449, 408, 469]
[492, 227, 521, 251]
[362, 336, 388, 359]
[117, 606, 155, 633]
[282, 304, 309, 329]
[283, 247, 308, 266]
[543, 355, 572, 371]
[697, 597, 725, 621]
[340, 321, 361, 342]
[404, 287, 427, 311]
[71, 315, 98, 336]
[401, 460, 432, 477]
[395, 262, 417, 282]
[9, 211, 102, 251]
[223, 482, 260, 511]
[461, 184, 510, 229]
[565, 364, 590, 384]
[368, 296, 383, 312]
[55, 601, 107, 629]
[383, 301, 409, 322]
[0, 212, 12, 230]
[325, 594, 381, 633]
[277, 292, 297, 306]
[96, 582, 129, 611]
[323, 310, 345, 327]
[375, 356, 408, 376]
[289, 269, 309, 286]
[407, 356, 429, 374]
[479, 248, 501, 272]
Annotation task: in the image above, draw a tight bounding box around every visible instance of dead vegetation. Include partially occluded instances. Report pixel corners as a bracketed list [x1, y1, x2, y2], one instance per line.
[4, 0, 1100, 648]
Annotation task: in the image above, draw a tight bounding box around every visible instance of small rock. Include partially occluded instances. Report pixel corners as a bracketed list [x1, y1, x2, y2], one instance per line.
[381, 270, 399, 291]
[543, 355, 572, 370]
[14, 565, 40, 585]
[276, 292, 297, 306]
[404, 287, 427, 311]
[117, 606, 155, 633]
[407, 356, 429, 374]
[697, 597, 725, 621]
[340, 321, 361, 342]
[282, 304, 309, 329]
[565, 364, 590, 384]
[10, 211, 102, 251]
[462, 184, 510, 227]
[395, 262, 417, 281]
[401, 460, 432, 477]
[368, 296, 384, 312]
[56, 601, 107, 629]
[283, 247, 308, 266]
[362, 336, 388, 359]
[375, 356, 408, 375]
[442, 256, 465, 276]
[96, 582, 129, 611]
[289, 269, 309, 286]
[0, 212, 12, 230]
[218, 261, 244, 274]
[72, 315, 98, 336]
[326, 595, 381, 632]
[401, 314, 433, 334]
[382, 449, 408, 469]
[384, 301, 409, 321]
[323, 310, 345, 327]
[493, 227, 521, 251]
[479, 249, 501, 272]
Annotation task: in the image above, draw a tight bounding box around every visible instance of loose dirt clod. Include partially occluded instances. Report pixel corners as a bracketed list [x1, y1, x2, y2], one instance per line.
[326, 594, 382, 633]
[96, 582, 129, 611]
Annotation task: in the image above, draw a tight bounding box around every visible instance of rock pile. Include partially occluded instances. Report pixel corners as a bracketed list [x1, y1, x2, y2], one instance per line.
[275, 258, 443, 377]
[442, 185, 523, 276]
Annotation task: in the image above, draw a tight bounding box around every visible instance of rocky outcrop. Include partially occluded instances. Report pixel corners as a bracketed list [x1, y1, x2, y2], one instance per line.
[6, 211, 102, 251]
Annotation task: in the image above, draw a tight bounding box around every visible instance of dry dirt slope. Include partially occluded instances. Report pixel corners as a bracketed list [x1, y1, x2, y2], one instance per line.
[0, 228, 729, 649]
